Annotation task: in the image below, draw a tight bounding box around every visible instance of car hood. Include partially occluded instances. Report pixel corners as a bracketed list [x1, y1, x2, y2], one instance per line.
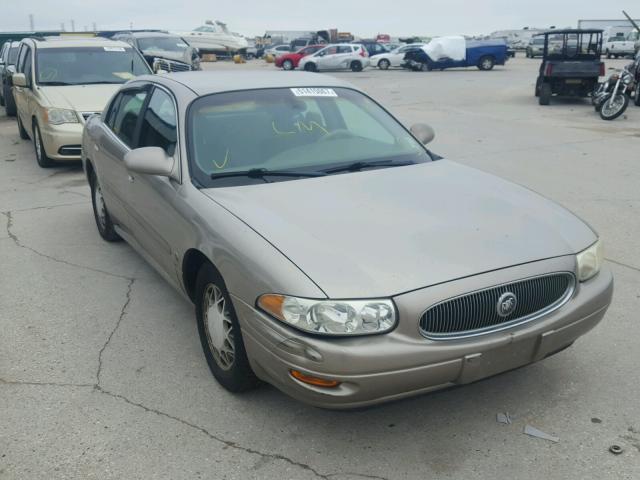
[39, 84, 121, 113]
[203, 160, 596, 298]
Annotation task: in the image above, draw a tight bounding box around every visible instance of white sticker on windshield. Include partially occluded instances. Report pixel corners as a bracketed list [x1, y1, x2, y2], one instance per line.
[290, 87, 337, 97]
[104, 47, 126, 52]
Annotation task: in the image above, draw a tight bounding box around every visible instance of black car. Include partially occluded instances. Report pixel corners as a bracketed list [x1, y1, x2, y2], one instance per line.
[535, 29, 604, 105]
[354, 40, 390, 57]
[0, 40, 20, 116]
[111, 31, 200, 72]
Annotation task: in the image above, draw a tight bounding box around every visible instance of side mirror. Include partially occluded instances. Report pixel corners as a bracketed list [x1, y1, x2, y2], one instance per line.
[124, 147, 174, 176]
[410, 123, 435, 145]
[12, 72, 27, 87]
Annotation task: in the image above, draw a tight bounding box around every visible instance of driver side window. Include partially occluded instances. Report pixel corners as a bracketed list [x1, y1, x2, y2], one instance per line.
[108, 89, 149, 148]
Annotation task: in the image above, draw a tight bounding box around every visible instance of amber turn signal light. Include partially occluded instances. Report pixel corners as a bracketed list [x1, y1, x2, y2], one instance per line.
[290, 370, 340, 388]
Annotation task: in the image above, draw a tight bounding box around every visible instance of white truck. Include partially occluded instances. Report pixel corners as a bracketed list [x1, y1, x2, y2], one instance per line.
[603, 34, 636, 58]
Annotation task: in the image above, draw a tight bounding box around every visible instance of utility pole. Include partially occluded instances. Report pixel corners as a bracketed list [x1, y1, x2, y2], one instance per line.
[60, 22, 65, 32]
[71, 19, 75, 32]
[92, 22, 97, 32]
[29, 14, 34, 31]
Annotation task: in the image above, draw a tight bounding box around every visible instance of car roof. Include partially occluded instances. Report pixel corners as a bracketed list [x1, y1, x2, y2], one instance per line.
[26, 36, 132, 49]
[140, 70, 356, 96]
[116, 31, 176, 38]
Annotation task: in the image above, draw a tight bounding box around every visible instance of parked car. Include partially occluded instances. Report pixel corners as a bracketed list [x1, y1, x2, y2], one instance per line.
[403, 36, 509, 71]
[264, 44, 291, 58]
[371, 43, 425, 69]
[275, 45, 325, 70]
[603, 36, 636, 59]
[298, 44, 369, 72]
[81, 70, 612, 408]
[354, 40, 389, 57]
[525, 37, 545, 58]
[111, 31, 201, 71]
[0, 40, 20, 115]
[12, 36, 151, 167]
[534, 29, 604, 106]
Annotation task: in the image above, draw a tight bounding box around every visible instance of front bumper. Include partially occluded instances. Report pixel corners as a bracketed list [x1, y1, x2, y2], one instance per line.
[234, 256, 613, 409]
[40, 121, 83, 161]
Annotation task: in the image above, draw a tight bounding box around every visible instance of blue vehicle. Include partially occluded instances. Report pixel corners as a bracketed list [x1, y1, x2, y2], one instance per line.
[403, 36, 509, 71]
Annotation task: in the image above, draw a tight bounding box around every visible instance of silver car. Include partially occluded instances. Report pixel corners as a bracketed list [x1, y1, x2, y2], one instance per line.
[298, 44, 370, 72]
[82, 71, 613, 409]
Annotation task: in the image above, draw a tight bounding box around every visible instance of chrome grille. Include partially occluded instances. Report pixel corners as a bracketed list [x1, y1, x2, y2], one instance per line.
[419, 273, 575, 340]
[153, 58, 192, 73]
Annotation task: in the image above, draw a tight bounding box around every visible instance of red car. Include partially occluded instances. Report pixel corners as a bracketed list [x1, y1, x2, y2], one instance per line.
[275, 45, 325, 70]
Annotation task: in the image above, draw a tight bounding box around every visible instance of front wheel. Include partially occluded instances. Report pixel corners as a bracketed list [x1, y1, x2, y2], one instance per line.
[599, 93, 629, 120]
[90, 171, 121, 242]
[195, 263, 259, 393]
[33, 121, 55, 168]
[634, 83, 640, 107]
[420, 62, 431, 72]
[378, 59, 390, 70]
[350, 61, 363, 72]
[303, 62, 317, 72]
[3, 82, 16, 116]
[478, 56, 495, 71]
[282, 59, 294, 70]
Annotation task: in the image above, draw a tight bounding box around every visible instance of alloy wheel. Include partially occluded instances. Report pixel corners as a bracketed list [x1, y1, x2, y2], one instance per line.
[93, 181, 107, 231]
[202, 284, 235, 370]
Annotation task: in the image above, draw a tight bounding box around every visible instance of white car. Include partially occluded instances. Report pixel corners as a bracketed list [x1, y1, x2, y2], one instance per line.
[604, 36, 636, 59]
[298, 44, 370, 72]
[370, 43, 425, 69]
[264, 44, 292, 58]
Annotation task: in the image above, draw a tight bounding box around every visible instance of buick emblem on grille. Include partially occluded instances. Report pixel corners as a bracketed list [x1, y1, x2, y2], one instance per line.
[497, 292, 517, 317]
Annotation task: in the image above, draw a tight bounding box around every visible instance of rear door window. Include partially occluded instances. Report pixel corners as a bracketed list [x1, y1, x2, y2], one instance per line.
[109, 89, 149, 148]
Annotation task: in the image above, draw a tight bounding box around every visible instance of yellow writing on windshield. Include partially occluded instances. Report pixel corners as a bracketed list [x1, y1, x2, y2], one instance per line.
[212, 148, 230, 169]
[272, 120, 330, 136]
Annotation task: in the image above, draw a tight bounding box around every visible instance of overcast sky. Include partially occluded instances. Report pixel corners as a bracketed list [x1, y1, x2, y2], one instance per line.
[1, 1, 637, 37]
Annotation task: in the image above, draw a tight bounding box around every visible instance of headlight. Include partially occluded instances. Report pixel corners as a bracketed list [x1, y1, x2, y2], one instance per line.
[45, 108, 79, 125]
[576, 239, 604, 282]
[257, 294, 397, 336]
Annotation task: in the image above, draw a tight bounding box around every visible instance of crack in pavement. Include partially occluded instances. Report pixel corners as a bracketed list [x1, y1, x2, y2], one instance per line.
[2, 201, 88, 214]
[606, 257, 640, 274]
[2, 210, 131, 280]
[96, 278, 135, 385]
[0, 378, 94, 388]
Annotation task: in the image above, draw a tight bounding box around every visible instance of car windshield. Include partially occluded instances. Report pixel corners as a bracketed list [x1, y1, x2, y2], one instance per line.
[137, 37, 189, 53]
[532, 38, 545, 45]
[36, 47, 150, 85]
[188, 87, 432, 187]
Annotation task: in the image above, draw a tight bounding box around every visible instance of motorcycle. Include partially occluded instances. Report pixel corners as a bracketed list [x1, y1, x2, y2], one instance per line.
[592, 64, 635, 120]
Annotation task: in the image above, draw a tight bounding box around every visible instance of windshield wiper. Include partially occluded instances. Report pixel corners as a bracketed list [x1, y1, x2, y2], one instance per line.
[323, 160, 415, 174]
[38, 81, 74, 86]
[210, 168, 326, 181]
[81, 81, 123, 85]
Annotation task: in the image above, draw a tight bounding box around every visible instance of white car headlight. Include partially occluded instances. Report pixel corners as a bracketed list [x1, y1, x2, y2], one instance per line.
[258, 294, 397, 336]
[45, 108, 79, 125]
[576, 239, 604, 282]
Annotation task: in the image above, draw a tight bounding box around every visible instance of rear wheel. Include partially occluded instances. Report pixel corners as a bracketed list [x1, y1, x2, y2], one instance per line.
[478, 56, 495, 71]
[350, 61, 363, 72]
[195, 263, 259, 393]
[539, 83, 552, 105]
[90, 170, 121, 242]
[282, 59, 294, 70]
[378, 59, 390, 70]
[33, 121, 55, 168]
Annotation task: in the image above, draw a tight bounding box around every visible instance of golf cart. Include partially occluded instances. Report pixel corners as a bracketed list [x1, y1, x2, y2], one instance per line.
[535, 29, 605, 105]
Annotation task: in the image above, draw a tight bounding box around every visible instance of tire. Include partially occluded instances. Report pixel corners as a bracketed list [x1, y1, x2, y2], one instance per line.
[478, 56, 495, 71]
[0, 89, 4, 106]
[526, 50, 531, 58]
[539, 83, 552, 105]
[606, 50, 612, 59]
[303, 62, 317, 72]
[350, 61, 363, 72]
[378, 59, 390, 70]
[89, 170, 121, 242]
[17, 114, 29, 139]
[282, 59, 294, 71]
[32, 121, 55, 168]
[599, 93, 629, 120]
[420, 62, 431, 72]
[195, 263, 259, 393]
[3, 82, 16, 116]
[634, 83, 640, 107]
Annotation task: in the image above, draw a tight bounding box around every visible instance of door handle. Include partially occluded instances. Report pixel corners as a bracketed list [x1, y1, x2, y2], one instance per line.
[94, 144, 100, 152]
[128, 175, 135, 183]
